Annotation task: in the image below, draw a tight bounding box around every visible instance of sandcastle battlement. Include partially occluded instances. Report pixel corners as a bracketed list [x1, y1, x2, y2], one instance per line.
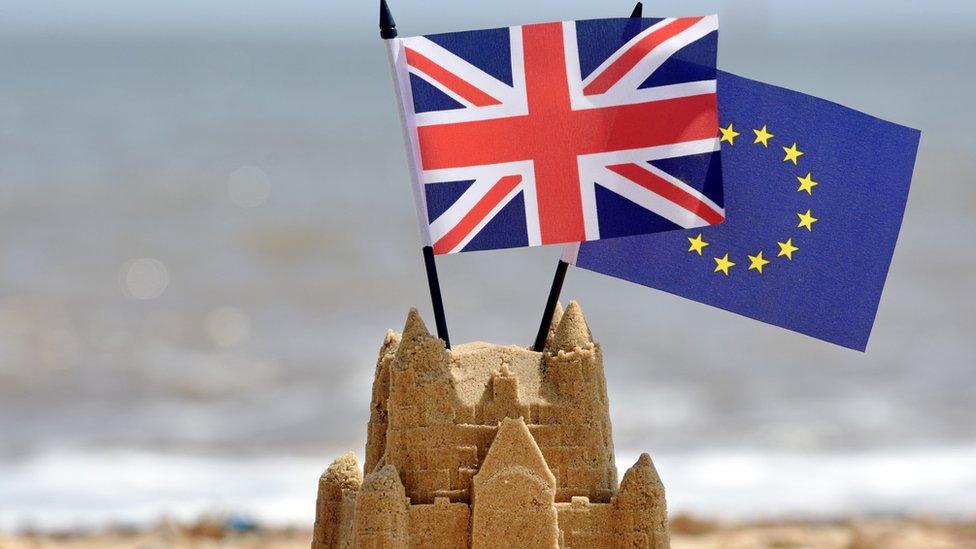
[313, 302, 669, 548]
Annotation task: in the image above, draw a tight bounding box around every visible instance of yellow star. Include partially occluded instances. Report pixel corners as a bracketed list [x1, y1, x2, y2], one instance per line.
[713, 253, 736, 276]
[747, 251, 770, 274]
[796, 172, 818, 195]
[719, 123, 740, 145]
[687, 233, 710, 255]
[777, 238, 799, 260]
[797, 209, 818, 231]
[783, 142, 804, 165]
[753, 125, 774, 147]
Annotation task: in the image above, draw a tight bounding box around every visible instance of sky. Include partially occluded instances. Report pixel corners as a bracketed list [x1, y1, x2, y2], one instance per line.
[2, 0, 975, 37]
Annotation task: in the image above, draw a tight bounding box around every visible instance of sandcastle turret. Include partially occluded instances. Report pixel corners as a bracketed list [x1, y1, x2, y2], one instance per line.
[353, 464, 409, 547]
[472, 417, 558, 549]
[365, 330, 399, 474]
[313, 303, 670, 548]
[382, 308, 457, 502]
[545, 301, 596, 401]
[613, 453, 669, 548]
[543, 301, 617, 502]
[391, 308, 450, 376]
[397, 308, 435, 353]
[312, 452, 362, 549]
[541, 301, 564, 350]
[548, 300, 592, 354]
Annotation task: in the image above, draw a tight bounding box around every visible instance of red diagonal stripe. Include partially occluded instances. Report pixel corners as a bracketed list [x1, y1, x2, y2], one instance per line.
[432, 175, 522, 254]
[583, 17, 704, 96]
[606, 163, 724, 225]
[405, 47, 502, 107]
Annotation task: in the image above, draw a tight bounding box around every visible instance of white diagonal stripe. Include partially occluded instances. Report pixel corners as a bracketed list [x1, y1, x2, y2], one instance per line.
[643, 162, 724, 218]
[402, 35, 517, 105]
[578, 138, 721, 238]
[594, 163, 720, 229]
[406, 63, 478, 109]
[579, 17, 676, 88]
[405, 29, 529, 126]
[423, 160, 533, 245]
[428, 176, 502, 243]
[606, 15, 719, 97]
[442, 181, 525, 254]
[565, 18, 718, 110]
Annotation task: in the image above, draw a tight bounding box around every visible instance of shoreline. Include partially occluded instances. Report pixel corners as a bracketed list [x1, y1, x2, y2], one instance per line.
[6, 445, 976, 532]
[2, 516, 973, 548]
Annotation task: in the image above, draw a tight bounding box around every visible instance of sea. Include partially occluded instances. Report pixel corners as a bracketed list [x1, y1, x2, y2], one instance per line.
[1, 2, 975, 531]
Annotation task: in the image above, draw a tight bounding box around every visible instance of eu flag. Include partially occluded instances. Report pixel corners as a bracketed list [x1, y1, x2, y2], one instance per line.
[568, 71, 921, 350]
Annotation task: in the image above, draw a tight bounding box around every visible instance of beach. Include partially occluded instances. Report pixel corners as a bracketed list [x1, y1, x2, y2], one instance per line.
[3, 517, 974, 548]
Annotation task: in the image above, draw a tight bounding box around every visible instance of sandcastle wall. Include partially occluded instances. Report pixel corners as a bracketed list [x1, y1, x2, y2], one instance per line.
[373, 302, 616, 505]
[313, 302, 669, 549]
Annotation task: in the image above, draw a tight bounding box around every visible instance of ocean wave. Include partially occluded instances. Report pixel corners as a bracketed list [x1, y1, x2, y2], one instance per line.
[2, 445, 974, 532]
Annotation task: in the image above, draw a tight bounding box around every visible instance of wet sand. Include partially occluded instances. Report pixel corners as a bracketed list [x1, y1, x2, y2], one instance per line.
[2, 517, 974, 548]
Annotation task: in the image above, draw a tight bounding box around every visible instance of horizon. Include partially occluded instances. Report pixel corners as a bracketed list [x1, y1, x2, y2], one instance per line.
[3, 0, 975, 37]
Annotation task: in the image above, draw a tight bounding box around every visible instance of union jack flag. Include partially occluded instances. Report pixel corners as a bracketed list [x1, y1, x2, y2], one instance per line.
[387, 16, 724, 254]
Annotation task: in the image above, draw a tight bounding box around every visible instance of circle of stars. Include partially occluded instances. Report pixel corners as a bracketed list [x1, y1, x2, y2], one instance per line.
[692, 122, 821, 276]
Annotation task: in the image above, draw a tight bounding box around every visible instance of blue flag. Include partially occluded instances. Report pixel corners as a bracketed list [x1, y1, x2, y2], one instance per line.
[568, 71, 920, 350]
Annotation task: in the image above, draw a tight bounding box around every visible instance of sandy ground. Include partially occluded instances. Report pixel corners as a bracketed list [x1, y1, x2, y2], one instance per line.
[2, 517, 975, 549]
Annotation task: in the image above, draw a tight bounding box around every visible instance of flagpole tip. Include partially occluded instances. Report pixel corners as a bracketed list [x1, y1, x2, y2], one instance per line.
[380, 0, 398, 39]
[630, 1, 643, 18]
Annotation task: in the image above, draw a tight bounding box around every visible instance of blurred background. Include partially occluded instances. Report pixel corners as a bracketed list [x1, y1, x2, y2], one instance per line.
[1, 0, 974, 533]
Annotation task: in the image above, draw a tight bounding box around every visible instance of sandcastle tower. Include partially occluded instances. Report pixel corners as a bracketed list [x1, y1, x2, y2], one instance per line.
[312, 301, 669, 548]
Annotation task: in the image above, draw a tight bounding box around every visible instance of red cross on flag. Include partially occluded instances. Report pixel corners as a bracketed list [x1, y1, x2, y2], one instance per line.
[387, 16, 724, 254]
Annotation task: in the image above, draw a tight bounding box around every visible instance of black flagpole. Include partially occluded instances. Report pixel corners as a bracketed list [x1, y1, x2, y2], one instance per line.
[531, 1, 643, 352]
[422, 246, 450, 348]
[532, 259, 570, 351]
[381, 0, 451, 348]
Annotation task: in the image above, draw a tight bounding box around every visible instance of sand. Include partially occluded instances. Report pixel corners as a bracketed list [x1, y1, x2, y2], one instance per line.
[668, 516, 976, 548]
[313, 303, 670, 547]
[2, 518, 974, 548]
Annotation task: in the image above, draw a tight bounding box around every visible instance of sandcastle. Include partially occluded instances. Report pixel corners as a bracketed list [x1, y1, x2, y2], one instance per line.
[312, 301, 669, 548]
